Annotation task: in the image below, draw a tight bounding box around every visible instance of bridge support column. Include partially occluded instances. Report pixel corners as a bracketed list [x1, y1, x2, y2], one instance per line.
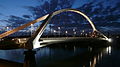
[23, 49, 36, 67]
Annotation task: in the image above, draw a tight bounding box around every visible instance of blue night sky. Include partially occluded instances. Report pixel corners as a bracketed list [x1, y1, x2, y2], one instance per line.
[0, 0, 120, 34]
[0, 0, 85, 18]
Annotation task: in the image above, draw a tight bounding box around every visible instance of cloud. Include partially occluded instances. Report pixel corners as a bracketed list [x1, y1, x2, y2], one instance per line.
[4, 0, 120, 34]
[22, 15, 31, 18]
[5, 15, 32, 26]
[99, 26, 120, 33]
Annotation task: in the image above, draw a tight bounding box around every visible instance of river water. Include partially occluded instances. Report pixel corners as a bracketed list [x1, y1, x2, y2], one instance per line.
[0, 39, 120, 67]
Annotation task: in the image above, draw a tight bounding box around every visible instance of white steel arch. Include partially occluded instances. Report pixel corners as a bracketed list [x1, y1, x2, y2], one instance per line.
[52, 8, 97, 31]
[32, 8, 109, 49]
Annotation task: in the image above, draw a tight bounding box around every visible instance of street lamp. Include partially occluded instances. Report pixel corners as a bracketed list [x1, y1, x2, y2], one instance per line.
[73, 28, 76, 37]
[81, 33, 83, 37]
[65, 31, 68, 37]
[58, 27, 61, 37]
[53, 30, 56, 37]
[85, 33, 88, 37]
[82, 30, 84, 33]
[54, 30, 56, 33]
[73, 28, 75, 31]
[74, 31, 76, 37]
[82, 30, 85, 36]
[6, 27, 9, 31]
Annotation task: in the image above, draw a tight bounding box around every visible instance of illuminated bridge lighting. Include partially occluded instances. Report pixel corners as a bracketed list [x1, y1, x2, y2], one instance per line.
[0, 9, 109, 49]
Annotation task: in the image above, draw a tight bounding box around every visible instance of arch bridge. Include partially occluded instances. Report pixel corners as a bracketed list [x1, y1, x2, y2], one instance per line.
[0, 9, 110, 49]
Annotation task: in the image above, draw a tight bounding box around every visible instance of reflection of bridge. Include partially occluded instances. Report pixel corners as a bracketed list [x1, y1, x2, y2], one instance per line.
[0, 8, 110, 49]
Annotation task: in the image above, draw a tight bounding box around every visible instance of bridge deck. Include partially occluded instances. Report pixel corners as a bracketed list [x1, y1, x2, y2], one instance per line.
[40, 37, 109, 47]
[0, 37, 109, 49]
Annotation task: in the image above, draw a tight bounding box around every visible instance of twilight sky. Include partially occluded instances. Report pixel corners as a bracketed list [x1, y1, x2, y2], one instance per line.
[0, 0, 84, 19]
[0, 0, 120, 34]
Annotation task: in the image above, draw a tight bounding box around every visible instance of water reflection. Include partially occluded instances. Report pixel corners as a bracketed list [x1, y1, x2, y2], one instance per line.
[0, 49, 24, 63]
[89, 46, 112, 67]
[35, 45, 112, 67]
[106, 46, 112, 55]
[23, 49, 36, 67]
[0, 45, 113, 67]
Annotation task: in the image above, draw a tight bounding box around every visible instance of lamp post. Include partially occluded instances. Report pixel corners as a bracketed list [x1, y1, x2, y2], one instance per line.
[85, 33, 88, 37]
[6, 27, 9, 31]
[65, 31, 68, 37]
[53, 30, 56, 37]
[81, 33, 83, 37]
[73, 28, 76, 37]
[82, 30, 85, 37]
[74, 32, 76, 37]
[58, 27, 61, 37]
